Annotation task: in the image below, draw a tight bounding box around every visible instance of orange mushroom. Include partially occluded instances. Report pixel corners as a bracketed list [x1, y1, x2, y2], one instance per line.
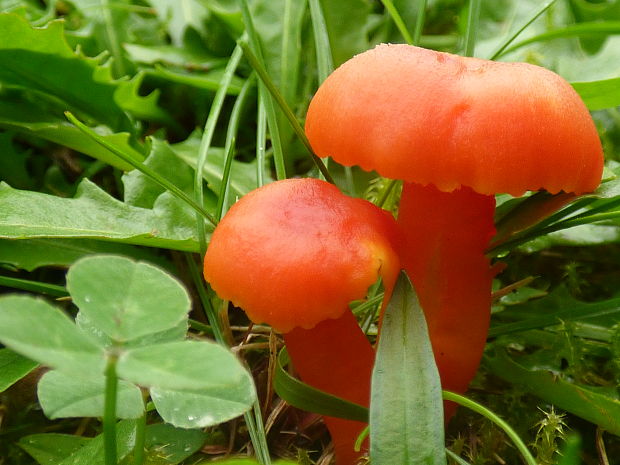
[305, 44, 604, 416]
[203, 178, 400, 464]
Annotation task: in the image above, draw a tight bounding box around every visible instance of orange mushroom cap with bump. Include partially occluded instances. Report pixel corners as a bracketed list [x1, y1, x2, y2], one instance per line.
[203, 178, 401, 333]
[305, 44, 604, 196]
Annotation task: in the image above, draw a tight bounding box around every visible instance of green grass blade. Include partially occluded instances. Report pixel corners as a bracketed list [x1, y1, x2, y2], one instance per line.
[442, 391, 537, 465]
[381, 0, 414, 45]
[216, 75, 256, 220]
[240, 0, 286, 182]
[256, 97, 267, 187]
[463, 0, 481, 57]
[497, 21, 620, 58]
[238, 40, 335, 185]
[413, 0, 428, 46]
[489, 0, 558, 60]
[308, 0, 335, 82]
[194, 44, 244, 254]
[65, 112, 217, 226]
[0, 275, 68, 297]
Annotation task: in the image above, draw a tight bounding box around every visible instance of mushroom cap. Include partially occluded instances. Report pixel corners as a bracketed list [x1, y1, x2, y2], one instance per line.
[203, 178, 401, 333]
[305, 44, 604, 197]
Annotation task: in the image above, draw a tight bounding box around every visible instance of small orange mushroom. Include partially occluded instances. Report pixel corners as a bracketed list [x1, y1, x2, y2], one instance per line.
[305, 44, 604, 417]
[203, 178, 400, 464]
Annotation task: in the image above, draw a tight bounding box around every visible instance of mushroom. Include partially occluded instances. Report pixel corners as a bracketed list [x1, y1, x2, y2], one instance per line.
[203, 178, 400, 464]
[305, 44, 604, 416]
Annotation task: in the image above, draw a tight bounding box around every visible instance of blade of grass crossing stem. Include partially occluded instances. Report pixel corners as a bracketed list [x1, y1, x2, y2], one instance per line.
[238, 40, 335, 185]
[464, 0, 481, 57]
[370, 272, 446, 464]
[256, 98, 267, 187]
[216, 75, 256, 220]
[413, 0, 428, 46]
[381, 0, 414, 45]
[446, 450, 473, 465]
[443, 391, 537, 465]
[103, 353, 119, 465]
[239, 0, 286, 182]
[64, 112, 217, 227]
[489, 0, 558, 60]
[195, 43, 244, 255]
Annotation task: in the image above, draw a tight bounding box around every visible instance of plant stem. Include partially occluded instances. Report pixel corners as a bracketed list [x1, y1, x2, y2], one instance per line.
[103, 352, 119, 465]
[413, 0, 428, 46]
[133, 411, 146, 465]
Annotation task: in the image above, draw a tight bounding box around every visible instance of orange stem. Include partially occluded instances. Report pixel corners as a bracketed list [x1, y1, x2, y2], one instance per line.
[284, 311, 374, 465]
[397, 182, 497, 419]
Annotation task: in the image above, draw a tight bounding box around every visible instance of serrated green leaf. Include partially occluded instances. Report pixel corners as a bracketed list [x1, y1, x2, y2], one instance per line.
[117, 340, 250, 391]
[0, 295, 105, 375]
[67, 255, 190, 342]
[147, 0, 209, 46]
[114, 72, 173, 124]
[0, 348, 38, 393]
[123, 43, 226, 68]
[37, 370, 144, 419]
[0, 179, 201, 252]
[370, 272, 446, 465]
[145, 66, 244, 94]
[0, 14, 132, 131]
[19, 433, 92, 465]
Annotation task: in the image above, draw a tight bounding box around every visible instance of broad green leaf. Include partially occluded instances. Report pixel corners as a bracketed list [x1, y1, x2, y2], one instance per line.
[142, 423, 207, 464]
[0, 238, 171, 272]
[150, 382, 256, 428]
[0, 179, 201, 252]
[370, 272, 446, 465]
[37, 370, 144, 419]
[0, 14, 132, 131]
[19, 434, 91, 465]
[57, 419, 137, 465]
[0, 348, 38, 393]
[572, 77, 620, 111]
[67, 255, 190, 342]
[0, 97, 143, 171]
[0, 295, 105, 374]
[117, 340, 251, 391]
[485, 348, 620, 435]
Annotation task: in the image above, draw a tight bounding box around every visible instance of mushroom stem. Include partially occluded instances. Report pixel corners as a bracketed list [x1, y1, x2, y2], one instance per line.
[397, 182, 497, 418]
[284, 311, 374, 464]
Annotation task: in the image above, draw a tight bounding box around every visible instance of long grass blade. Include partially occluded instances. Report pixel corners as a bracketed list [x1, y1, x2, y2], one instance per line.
[195, 44, 244, 254]
[463, 0, 481, 57]
[381, 0, 414, 45]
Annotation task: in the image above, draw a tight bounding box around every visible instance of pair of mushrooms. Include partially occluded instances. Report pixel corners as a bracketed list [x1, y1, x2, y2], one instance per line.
[204, 44, 603, 464]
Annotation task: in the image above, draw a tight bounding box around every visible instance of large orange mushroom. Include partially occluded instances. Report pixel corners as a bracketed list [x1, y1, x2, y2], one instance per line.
[203, 178, 400, 464]
[305, 44, 604, 415]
